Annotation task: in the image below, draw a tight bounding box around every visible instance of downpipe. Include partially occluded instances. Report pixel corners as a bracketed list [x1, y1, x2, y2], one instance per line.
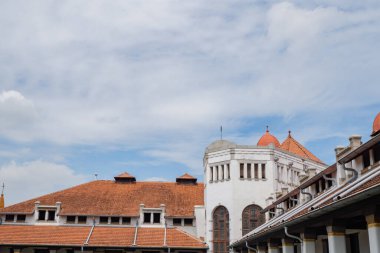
[301, 188, 313, 202]
[246, 241, 258, 253]
[323, 174, 337, 186]
[285, 227, 303, 253]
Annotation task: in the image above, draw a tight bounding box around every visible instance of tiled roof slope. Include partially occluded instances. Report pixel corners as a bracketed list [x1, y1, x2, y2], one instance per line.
[280, 133, 323, 164]
[0, 180, 204, 217]
[0, 225, 207, 248]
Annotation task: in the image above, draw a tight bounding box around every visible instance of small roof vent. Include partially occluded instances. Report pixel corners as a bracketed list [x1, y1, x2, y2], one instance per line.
[176, 173, 197, 184]
[114, 172, 136, 183]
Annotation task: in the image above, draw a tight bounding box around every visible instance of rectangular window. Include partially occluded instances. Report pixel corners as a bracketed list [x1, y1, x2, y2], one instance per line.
[261, 164, 266, 179]
[48, 210, 56, 221]
[227, 164, 230, 179]
[5, 214, 14, 222]
[66, 216, 76, 223]
[100, 216, 109, 224]
[216, 166, 219, 180]
[374, 143, 380, 163]
[38, 210, 46, 221]
[122, 217, 131, 225]
[34, 250, 49, 253]
[77, 216, 87, 224]
[184, 218, 193, 226]
[111, 216, 120, 224]
[247, 164, 251, 178]
[221, 164, 224, 179]
[210, 166, 214, 181]
[363, 150, 371, 168]
[153, 213, 161, 223]
[349, 233, 360, 253]
[144, 213, 151, 223]
[17, 214, 26, 222]
[240, 163, 244, 179]
[254, 164, 259, 179]
[66, 250, 74, 253]
[173, 218, 182, 226]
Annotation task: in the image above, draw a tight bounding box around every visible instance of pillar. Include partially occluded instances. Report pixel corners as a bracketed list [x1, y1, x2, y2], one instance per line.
[301, 230, 317, 253]
[327, 226, 347, 253]
[366, 214, 380, 253]
[257, 245, 267, 253]
[49, 250, 57, 253]
[13, 249, 21, 253]
[282, 238, 294, 253]
[267, 241, 279, 253]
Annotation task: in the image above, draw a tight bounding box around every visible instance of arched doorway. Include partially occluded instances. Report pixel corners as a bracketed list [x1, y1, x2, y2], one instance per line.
[242, 204, 265, 235]
[213, 206, 230, 253]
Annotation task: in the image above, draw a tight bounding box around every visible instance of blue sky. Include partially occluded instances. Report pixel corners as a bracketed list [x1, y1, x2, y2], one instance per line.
[0, 0, 380, 204]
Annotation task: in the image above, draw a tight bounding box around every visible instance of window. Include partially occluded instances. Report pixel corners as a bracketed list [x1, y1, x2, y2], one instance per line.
[221, 165, 224, 179]
[216, 166, 219, 180]
[77, 216, 87, 224]
[374, 143, 380, 163]
[184, 218, 193, 226]
[17, 214, 26, 222]
[100, 216, 109, 224]
[227, 164, 230, 179]
[349, 233, 360, 253]
[213, 206, 229, 253]
[38, 210, 46, 221]
[66, 250, 74, 253]
[66, 216, 76, 223]
[34, 250, 49, 253]
[111, 217, 120, 224]
[247, 164, 251, 179]
[5, 214, 14, 222]
[254, 164, 259, 179]
[122, 217, 131, 225]
[153, 213, 161, 223]
[210, 166, 214, 181]
[261, 164, 266, 179]
[242, 205, 265, 236]
[363, 150, 371, 168]
[144, 213, 151, 223]
[173, 218, 182, 226]
[240, 163, 244, 179]
[48, 210, 56, 221]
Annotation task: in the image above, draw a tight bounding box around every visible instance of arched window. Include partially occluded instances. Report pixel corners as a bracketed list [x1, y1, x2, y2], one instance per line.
[242, 204, 265, 236]
[213, 206, 229, 253]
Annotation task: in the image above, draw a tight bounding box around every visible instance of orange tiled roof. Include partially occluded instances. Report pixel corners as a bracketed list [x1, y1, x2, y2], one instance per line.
[1, 180, 204, 217]
[280, 132, 323, 164]
[177, 173, 196, 180]
[115, 172, 135, 179]
[372, 112, 380, 136]
[257, 128, 281, 147]
[0, 225, 207, 248]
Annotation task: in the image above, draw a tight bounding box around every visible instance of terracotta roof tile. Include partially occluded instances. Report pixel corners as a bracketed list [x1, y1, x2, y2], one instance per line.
[1, 181, 204, 217]
[0, 225, 207, 248]
[257, 128, 281, 148]
[0, 225, 89, 246]
[177, 173, 196, 180]
[280, 132, 323, 164]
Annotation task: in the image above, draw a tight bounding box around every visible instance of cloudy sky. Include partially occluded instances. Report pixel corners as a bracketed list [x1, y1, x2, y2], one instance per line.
[0, 0, 380, 205]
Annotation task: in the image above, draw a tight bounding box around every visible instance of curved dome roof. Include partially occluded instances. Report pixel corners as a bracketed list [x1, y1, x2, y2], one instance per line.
[372, 112, 380, 137]
[206, 140, 236, 152]
[257, 127, 280, 147]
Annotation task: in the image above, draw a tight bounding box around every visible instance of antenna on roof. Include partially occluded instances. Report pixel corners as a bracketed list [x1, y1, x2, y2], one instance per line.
[94, 173, 98, 180]
[1, 183, 4, 195]
[220, 125, 223, 140]
[266, 125, 269, 132]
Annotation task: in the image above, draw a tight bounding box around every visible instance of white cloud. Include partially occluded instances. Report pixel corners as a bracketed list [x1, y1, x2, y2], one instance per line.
[143, 177, 168, 182]
[0, 160, 89, 205]
[0, 1, 379, 173]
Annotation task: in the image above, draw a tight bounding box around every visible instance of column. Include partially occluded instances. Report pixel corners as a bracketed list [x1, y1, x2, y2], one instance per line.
[257, 245, 267, 253]
[13, 249, 21, 253]
[327, 226, 347, 253]
[267, 240, 279, 253]
[301, 231, 317, 253]
[282, 238, 294, 253]
[49, 250, 57, 253]
[366, 214, 380, 253]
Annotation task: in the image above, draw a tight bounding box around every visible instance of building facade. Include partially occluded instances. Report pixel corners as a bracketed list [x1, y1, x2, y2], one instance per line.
[0, 113, 379, 253]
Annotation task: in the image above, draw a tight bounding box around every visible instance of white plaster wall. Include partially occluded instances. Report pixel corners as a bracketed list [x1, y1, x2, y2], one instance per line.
[195, 205, 206, 239]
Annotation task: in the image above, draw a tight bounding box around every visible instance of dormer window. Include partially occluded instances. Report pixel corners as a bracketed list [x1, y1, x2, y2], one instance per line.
[5, 214, 14, 222]
[38, 209, 56, 221]
[16, 214, 26, 222]
[77, 216, 87, 224]
[143, 212, 161, 224]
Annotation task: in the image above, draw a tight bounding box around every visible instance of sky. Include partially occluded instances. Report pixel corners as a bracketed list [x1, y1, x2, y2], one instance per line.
[0, 0, 380, 205]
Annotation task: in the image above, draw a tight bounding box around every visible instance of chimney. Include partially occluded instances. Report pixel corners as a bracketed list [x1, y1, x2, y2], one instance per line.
[281, 187, 288, 196]
[349, 135, 362, 149]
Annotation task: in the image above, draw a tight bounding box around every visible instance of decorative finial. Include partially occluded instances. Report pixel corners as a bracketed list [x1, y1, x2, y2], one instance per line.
[266, 125, 269, 132]
[288, 130, 292, 137]
[1, 183, 4, 195]
[94, 174, 98, 180]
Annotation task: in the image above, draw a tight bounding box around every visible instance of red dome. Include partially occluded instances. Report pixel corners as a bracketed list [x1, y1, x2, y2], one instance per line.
[257, 127, 280, 147]
[372, 112, 380, 137]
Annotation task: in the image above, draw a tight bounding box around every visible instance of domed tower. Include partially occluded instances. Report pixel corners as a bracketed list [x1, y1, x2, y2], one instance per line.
[257, 127, 280, 147]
